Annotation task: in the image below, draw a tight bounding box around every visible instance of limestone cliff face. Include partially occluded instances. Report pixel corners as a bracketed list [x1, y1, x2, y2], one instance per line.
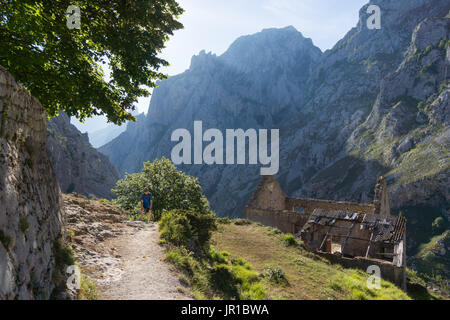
[47, 113, 120, 199]
[342, 16, 450, 250]
[345, 17, 449, 204]
[100, 26, 322, 210]
[0, 67, 62, 299]
[101, 0, 449, 245]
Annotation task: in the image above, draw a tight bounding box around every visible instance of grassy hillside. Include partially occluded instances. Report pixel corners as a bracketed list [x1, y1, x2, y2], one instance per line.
[210, 219, 420, 300]
[413, 231, 450, 295]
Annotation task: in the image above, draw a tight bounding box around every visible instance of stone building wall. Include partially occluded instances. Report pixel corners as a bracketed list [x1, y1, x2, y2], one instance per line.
[244, 208, 310, 234]
[373, 176, 390, 216]
[285, 198, 375, 216]
[246, 175, 287, 211]
[303, 219, 374, 257]
[0, 66, 63, 299]
[245, 175, 377, 234]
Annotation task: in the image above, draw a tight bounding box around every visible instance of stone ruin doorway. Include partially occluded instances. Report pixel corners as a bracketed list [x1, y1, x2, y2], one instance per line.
[324, 235, 342, 255]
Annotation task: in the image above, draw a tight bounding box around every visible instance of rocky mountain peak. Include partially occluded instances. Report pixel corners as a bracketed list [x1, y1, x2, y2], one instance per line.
[221, 25, 321, 74]
[189, 50, 218, 72]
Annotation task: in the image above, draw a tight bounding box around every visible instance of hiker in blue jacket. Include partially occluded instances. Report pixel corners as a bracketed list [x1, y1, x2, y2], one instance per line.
[140, 189, 153, 222]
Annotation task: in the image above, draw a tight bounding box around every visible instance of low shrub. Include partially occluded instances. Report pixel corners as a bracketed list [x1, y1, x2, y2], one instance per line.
[264, 266, 288, 285]
[210, 256, 265, 300]
[264, 226, 282, 236]
[0, 230, 13, 250]
[233, 219, 252, 226]
[53, 238, 75, 267]
[159, 210, 193, 246]
[78, 275, 99, 300]
[185, 210, 217, 246]
[216, 217, 231, 224]
[209, 249, 228, 263]
[282, 234, 298, 246]
[231, 257, 247, 266]
[211, 264, 239, 298]
[160, 209, 217, 250]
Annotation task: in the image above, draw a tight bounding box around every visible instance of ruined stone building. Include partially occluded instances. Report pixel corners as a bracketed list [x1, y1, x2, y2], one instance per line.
[245, 176, 406, 290]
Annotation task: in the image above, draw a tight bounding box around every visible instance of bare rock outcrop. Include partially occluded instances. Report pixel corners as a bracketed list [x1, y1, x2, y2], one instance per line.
[47, 112, 120, 199]
[62, 194, 142, 287]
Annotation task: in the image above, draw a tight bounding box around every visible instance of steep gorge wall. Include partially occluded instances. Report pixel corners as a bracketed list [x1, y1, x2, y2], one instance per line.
[0, 66, 63, 299]
[47, 112, 120, 199]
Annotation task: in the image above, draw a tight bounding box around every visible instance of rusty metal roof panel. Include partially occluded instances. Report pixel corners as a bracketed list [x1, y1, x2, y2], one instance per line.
[307, 209, 406, 244]
[392, 216, 406, 243]
[361, 214, 405, 244]
[310, 209, 361, 222]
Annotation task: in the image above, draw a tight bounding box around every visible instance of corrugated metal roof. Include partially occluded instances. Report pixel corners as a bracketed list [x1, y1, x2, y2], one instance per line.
[361, 214, 405, 244]
[309, 209, 361, 224]
[305, 209, 405, 244]
[392, 216, 406, 243]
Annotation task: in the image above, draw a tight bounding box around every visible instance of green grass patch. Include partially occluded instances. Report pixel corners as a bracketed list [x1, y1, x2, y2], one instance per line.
[212, 223, 416, 300]
[406, 269, 442, 300]
[164, 245, 266, 300]
[78, 274, 99, 300]
[330, 269, 410, 300]
[53, 239, 75, 267]
[414, 231, 450, 296]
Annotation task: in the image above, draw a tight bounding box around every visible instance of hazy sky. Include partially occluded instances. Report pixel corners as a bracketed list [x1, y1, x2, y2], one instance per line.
[72, 0, 368, 133]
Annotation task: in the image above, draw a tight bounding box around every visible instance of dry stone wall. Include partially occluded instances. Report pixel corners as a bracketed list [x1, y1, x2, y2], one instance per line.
[0, 66, 63, 299]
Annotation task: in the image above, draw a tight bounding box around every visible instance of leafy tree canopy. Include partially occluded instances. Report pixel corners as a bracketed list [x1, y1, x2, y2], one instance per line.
[112, 157, 210, 217]
[0, 0, 183, 124]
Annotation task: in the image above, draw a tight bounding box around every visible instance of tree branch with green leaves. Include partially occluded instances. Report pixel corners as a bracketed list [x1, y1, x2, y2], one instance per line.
[0, 0, 183, 124]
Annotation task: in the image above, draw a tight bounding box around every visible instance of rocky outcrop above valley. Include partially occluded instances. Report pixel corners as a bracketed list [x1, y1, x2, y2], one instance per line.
[47, 113, 120, 199]
[0, 66, 63, 299]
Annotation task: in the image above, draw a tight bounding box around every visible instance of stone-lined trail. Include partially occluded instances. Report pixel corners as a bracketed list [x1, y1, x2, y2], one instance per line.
[99, 222, 191, 300]
[64, 194, 191, 300]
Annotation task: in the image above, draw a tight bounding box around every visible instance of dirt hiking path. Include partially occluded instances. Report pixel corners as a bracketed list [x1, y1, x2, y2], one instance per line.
[63, 194, 191, 300]
[99, 222, 192, 300]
